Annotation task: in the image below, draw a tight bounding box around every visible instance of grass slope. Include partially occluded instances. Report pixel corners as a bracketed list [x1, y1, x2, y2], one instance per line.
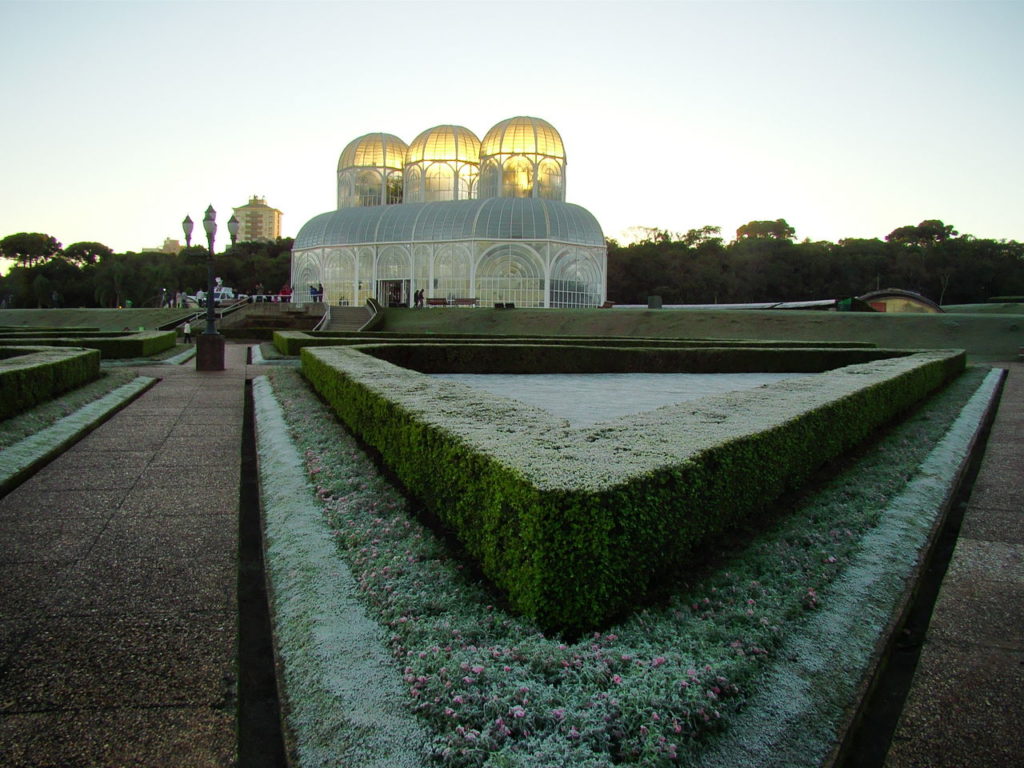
[0, 307, 193, 331]
[377, 308, 1021, 361]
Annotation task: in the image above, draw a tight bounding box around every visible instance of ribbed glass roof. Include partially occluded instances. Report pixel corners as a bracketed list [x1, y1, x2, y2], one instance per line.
[406, 125, 481, 164]
[337, 132, 408, 171]
[480, 116, 565, 160]
[295, 198, 603, 249]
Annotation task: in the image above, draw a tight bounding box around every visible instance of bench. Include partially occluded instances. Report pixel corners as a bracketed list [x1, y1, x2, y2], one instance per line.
[452, 298, 479, 307]
[426, 298, 448, 307]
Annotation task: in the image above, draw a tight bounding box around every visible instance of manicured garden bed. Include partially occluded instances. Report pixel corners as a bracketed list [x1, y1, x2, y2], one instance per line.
[256, 363, 998, 767]
[300, 344, 963, 632]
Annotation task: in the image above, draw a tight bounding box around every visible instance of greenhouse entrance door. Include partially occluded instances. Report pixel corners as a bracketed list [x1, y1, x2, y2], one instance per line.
[379, 279, 409, 307]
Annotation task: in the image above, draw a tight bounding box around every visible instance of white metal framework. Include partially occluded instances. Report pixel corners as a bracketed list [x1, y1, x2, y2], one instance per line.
[299, 116, 603, 308]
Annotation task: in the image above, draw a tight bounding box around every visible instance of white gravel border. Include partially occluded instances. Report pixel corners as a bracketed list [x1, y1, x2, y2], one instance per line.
[252, 375, 430, 768]
[0, 376, 156, 491]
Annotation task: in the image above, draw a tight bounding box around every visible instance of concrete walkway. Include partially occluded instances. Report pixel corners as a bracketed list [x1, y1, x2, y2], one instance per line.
[0, 344, 248, 767]
[884, 362, 1024, 766]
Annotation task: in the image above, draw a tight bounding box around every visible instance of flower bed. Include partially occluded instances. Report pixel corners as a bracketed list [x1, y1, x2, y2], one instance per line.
[257, 364, 997, 767]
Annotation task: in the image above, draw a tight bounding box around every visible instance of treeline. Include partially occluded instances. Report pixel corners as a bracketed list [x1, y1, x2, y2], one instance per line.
[607, 219, 1024, 306]
[0, 234, 293, 308]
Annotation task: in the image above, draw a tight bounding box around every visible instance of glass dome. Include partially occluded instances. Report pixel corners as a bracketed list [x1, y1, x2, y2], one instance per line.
[406, 124, 480, 165]
[337, 132, 408, 172]
[478, 116, 566, 201]
[404, 125, 481, 203]
[480, 116, 564, 159]
[337, 132, 408, 209]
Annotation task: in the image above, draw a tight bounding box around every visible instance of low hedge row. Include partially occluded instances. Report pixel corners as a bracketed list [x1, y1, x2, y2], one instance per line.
[273, 329, 875, 357]
[0, 327, 99, 337]
[362, 342, 903, 373]
[301, 344, 964, 633]
[0, 345, 101, 420]
[0, 331, 175, 359]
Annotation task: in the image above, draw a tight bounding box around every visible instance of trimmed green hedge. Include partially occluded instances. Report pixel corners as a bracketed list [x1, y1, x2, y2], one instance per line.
[0, 331, 175, 358]
[362, 342, 901, 373]
[301, 343, 965, 634]
[0, 345, 101, 420]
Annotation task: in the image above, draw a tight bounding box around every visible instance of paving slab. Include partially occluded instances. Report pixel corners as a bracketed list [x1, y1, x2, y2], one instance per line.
[0, 343, 250, 766]
[884, 362, 1024, 767]
[0, 707, 235, 768]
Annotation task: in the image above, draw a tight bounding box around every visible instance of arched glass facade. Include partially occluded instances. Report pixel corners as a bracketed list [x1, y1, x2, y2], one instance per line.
[298, 117, 604, 308]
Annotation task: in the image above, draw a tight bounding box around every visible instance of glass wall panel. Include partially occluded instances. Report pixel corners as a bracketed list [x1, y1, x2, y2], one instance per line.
[550, 248, 603, 308]
[357, 248, 375, 305]
[291, 250, 319, 302]
[502, 157, 534, 198]
[478, 158, 501, 199]
[425, 163, 455, 202]
[476, 244, 545, 307]
[386, 171, 404, 204]
[404, 165, 423, 203]
[537, 159, 564, 201]
[337, 174, 355, 210]
[324, 248, 356, 305]
[356, 170, 383, 207]
[432, 244, 472, 300]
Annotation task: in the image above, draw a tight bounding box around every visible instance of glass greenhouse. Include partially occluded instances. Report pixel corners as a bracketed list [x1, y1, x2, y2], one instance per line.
[293, 116, 607, 308]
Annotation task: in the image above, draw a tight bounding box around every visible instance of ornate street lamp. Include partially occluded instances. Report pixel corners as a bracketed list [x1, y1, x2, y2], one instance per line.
[182, 205, 225, 371]
[228, 214, 240, 246]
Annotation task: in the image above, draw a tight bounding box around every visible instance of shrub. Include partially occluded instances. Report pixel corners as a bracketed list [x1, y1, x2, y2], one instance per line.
[0, 345, 101, 420]
[301, 343, 964, 633]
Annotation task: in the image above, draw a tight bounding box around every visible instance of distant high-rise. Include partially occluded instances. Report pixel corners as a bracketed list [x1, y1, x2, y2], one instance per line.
[232, 196, 282, 242]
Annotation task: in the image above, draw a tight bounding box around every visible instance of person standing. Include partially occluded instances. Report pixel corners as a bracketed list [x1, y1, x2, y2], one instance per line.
[183, 321, 192, 343]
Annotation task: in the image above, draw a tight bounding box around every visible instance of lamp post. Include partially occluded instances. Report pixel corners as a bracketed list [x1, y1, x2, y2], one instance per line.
[182, 206, 225, 371]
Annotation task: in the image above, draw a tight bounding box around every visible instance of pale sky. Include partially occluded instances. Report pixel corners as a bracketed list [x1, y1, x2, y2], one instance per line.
[1, 0, 1022, 265]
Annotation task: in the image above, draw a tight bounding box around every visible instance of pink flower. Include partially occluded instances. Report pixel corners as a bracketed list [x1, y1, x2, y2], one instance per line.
[612, 675, 623, 684]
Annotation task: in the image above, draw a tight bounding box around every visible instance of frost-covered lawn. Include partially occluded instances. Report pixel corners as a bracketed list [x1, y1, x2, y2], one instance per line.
[258, 366, 996, 768]
[431, 373, 814, 428]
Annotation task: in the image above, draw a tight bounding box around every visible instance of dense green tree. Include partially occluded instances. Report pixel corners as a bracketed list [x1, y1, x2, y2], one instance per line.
[0, 232, 62, 268]
[885, 219, 958, 245]
[63, 241, 113, 266]
[735, 219, 796, 242]
[606, 220, 1024, 306]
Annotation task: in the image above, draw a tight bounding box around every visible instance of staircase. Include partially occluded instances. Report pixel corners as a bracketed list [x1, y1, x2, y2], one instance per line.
[326, 306, 372, 331]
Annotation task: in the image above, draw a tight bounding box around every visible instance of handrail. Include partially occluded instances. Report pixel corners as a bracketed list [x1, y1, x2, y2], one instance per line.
[312, 302, 331, 331]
